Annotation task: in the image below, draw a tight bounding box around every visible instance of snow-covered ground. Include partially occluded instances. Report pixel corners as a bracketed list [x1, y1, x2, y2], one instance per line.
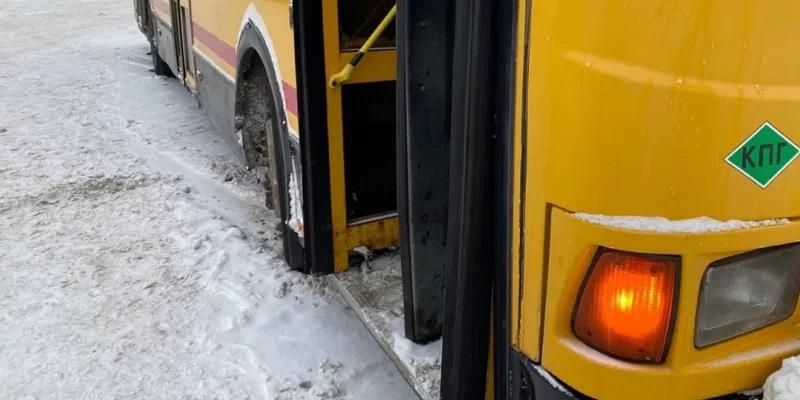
[0, 0, 416, 398]
[764, 356, 800, 400]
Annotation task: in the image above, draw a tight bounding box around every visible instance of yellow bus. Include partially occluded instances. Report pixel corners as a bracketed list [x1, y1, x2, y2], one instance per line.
[135, 0, 800, 399]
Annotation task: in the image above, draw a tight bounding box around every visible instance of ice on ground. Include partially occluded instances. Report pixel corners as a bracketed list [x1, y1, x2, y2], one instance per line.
[332, 253, 442, 400]
[764, 356, 800, 400]
[574, 213, 789, 234]
[0, 0, 416, 398]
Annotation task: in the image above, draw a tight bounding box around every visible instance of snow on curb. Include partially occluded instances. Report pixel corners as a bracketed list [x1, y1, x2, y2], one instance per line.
[574, 213, 790, 234]
[764, 356, 800, 400]
[331, 253, 442, 400]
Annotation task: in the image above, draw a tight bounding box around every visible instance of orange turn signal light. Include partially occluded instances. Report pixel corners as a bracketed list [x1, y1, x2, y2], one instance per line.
[573, 249, 679, 363]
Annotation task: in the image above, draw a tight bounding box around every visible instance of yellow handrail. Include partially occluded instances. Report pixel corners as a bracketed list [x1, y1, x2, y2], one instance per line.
[329, 4, 397, 89]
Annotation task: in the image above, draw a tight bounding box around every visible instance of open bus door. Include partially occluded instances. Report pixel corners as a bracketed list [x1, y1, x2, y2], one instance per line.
[439, 0, 516, 398]
[396, 0, 453, 344]
[294, 0, 514, 397]
[292, 0, 399, 275]
[320, 0, 800, 398]
[308, 0, 515, 397]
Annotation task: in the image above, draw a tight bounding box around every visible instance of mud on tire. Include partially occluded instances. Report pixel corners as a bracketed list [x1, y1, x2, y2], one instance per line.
[235, 42, 305, 271]
[238, 66, 282, 213]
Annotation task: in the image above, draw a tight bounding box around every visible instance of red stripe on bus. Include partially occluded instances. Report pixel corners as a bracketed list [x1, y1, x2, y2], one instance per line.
[192, 23, 237, 67]
[282, 82, 298, 117]
[153, 0, 170, 15]
[190, 21, 298, 117]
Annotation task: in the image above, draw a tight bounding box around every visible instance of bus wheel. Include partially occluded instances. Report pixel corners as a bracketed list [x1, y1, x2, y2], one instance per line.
[238, 62, 295, 263]
[255, 96, 282, 215]
[150, 42, 171, 76]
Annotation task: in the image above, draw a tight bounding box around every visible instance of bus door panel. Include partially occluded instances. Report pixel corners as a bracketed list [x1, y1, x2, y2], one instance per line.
[168, 0, 184, 78]
[320, 0, 398, 271]
[171, 0, 196, 89]
[396, 0, 454, 343]
[178, 0, 196, 89]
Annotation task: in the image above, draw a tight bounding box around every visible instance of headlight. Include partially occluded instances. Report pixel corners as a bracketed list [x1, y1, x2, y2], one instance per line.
[695, 243, 800, 348]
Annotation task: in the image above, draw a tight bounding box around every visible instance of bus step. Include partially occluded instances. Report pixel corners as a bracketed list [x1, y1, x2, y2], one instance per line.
[330, 251, 441, 400]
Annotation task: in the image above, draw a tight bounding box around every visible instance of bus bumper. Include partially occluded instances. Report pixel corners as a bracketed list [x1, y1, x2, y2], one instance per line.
[520, 357, 763, 400]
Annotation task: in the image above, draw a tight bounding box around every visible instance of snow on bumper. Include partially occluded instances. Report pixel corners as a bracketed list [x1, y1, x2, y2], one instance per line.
[764, 356, 800, 400]
[573, 213, 789, 234]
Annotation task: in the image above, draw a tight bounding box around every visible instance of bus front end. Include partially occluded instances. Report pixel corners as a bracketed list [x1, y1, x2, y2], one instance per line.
[513, 1, 800, 398]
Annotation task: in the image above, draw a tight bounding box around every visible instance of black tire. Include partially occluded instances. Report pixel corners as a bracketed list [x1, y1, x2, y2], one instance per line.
[261, 94, 305, 271]
[236, 24, 309, 271]
[238, 61, 304, 271]
[150, 41, 172, 76]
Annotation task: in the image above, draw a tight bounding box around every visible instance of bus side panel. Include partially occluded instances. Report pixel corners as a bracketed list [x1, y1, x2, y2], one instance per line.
[195, 56, 241, 160]
[186, 0, 241, 157]
[188, 0, 300, 173]
[190, 0, 299, 135]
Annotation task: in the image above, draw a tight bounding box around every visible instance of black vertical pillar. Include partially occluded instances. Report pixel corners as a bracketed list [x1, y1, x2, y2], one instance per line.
[397, 0, 456, 343]
[441, 0, 500, 398]
[492, 0, 519, 397]
[293, 0, 334, 275]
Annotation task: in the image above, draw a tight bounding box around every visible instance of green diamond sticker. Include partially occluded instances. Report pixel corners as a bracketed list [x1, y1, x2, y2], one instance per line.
[725, 122, 800, 188]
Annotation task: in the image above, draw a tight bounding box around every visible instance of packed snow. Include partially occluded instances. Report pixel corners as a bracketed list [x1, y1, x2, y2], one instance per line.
[287, 165, 305, 238]
[764, 356, 800, 400]
[0, 0, 415, 398]
[574, 213, 789, 234]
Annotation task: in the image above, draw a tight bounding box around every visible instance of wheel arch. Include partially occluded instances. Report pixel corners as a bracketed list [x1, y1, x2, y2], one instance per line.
[234, 22, 305, 271]
[234, 23, 291, 170]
